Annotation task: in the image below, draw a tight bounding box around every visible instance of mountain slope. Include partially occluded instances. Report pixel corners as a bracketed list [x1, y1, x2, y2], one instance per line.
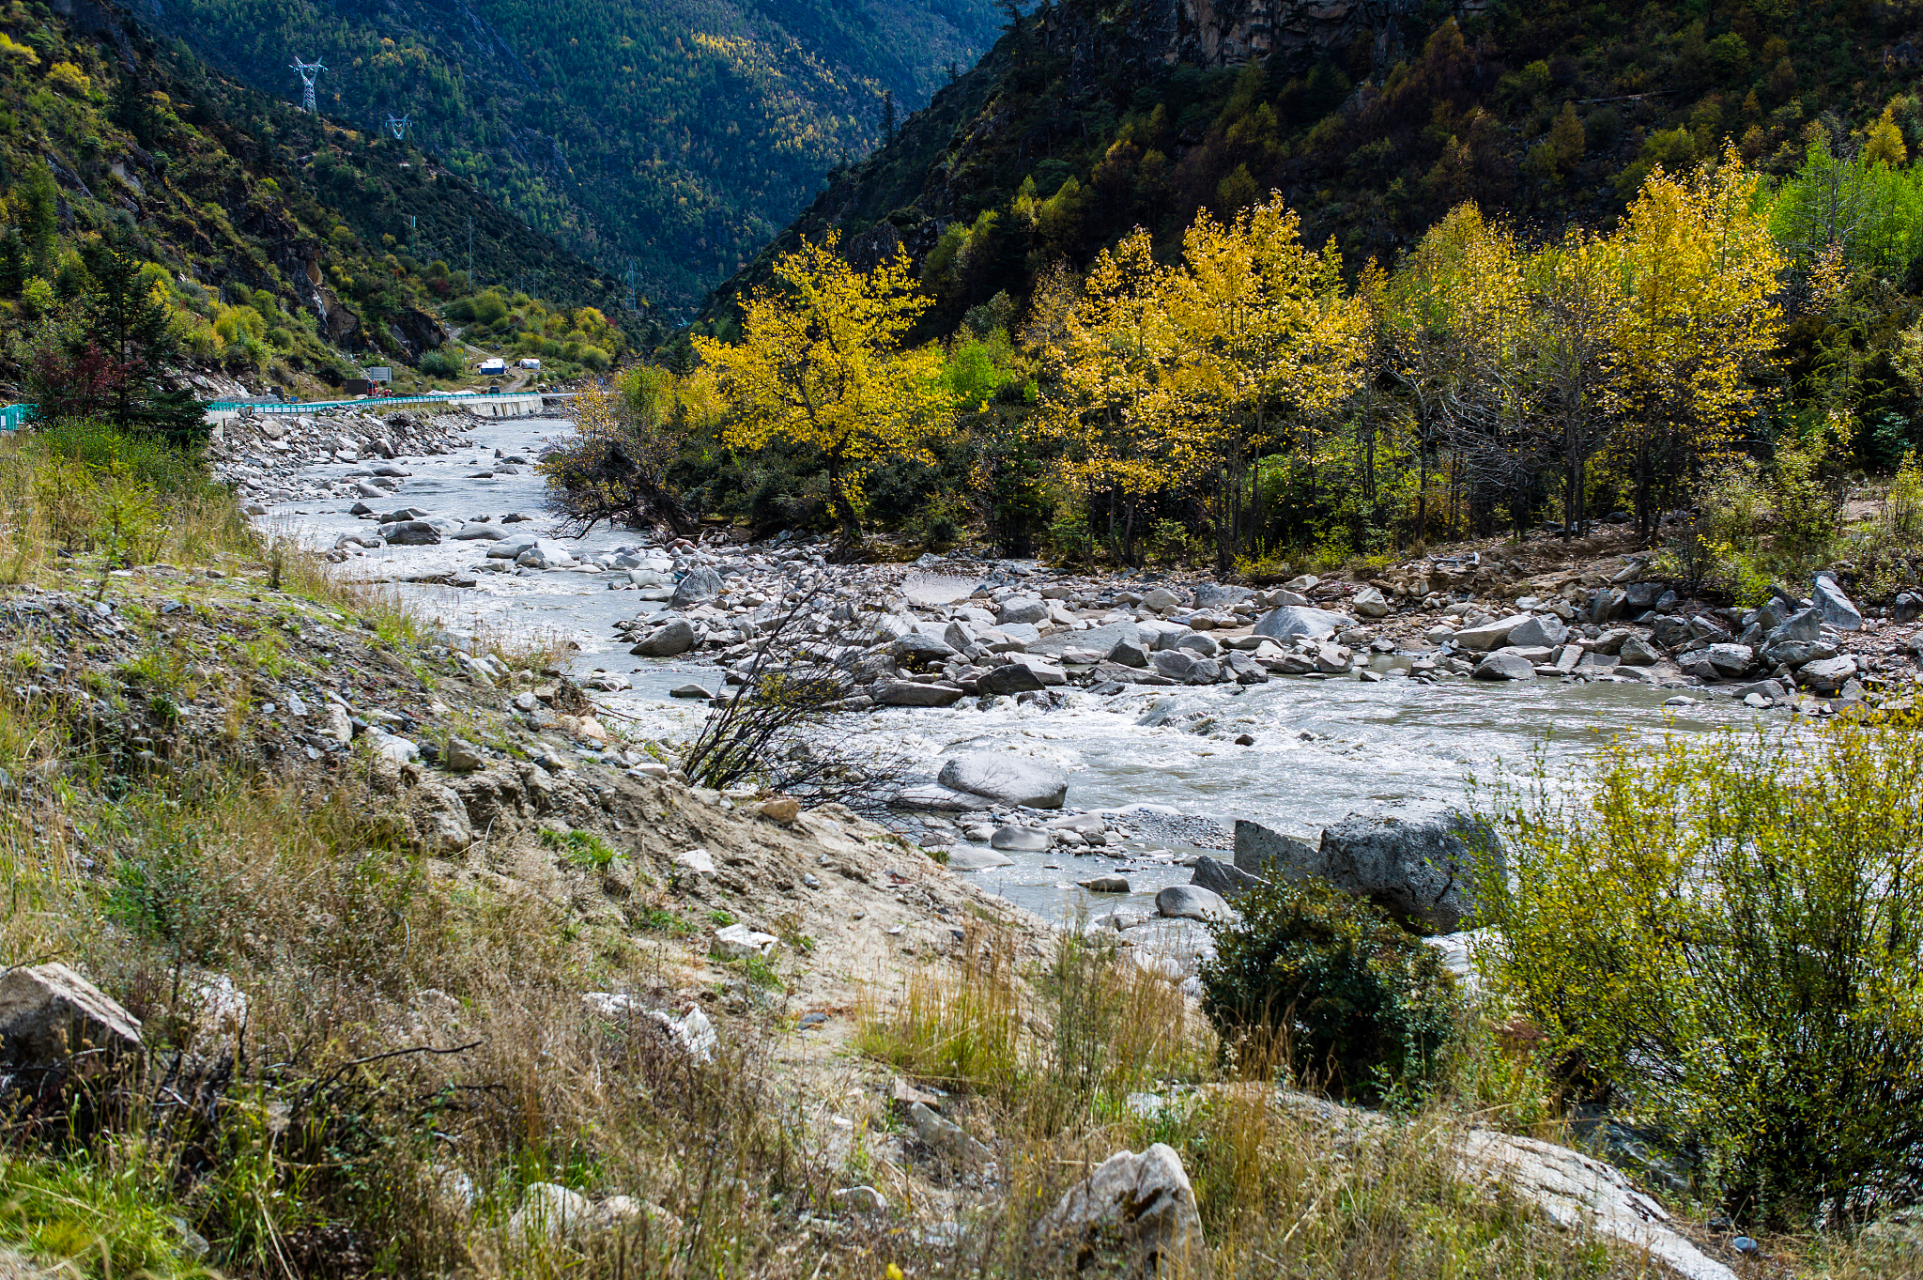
[0, 0, 614, 395]
[134, 0, 1014, 311]
[707, 0, 1923, 337]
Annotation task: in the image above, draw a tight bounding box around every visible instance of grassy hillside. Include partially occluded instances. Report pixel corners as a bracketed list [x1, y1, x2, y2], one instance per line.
[0, 0, 619, 396]
[708, 0, 1923, 337]
[136, 0, 1014, 312]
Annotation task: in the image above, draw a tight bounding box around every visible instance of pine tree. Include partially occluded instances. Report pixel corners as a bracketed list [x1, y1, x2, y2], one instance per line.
[881, 89, 895, 142]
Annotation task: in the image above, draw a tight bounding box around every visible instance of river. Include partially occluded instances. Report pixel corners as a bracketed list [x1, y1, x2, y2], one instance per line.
[271, 414, 1748, 926]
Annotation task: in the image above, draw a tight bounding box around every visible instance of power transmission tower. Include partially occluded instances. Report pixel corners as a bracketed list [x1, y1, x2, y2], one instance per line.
[466, 215, 473, 283]
[384, 113, 412, 142]
[290, 57, 325, 114]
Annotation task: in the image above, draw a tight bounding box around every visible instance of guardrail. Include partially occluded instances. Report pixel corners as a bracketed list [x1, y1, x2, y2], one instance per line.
[0, 404, 30, 430]
[206, 391, 541, 414]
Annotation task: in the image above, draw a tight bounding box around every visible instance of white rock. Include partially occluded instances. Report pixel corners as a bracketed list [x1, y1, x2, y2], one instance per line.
[711, 923, 778, 961]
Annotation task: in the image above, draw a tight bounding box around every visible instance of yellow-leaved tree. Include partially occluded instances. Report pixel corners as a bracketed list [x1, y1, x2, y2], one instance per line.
[1604, 148, 1785, 537]
[692, 235, 952, 541]
[1162, 197, 1369, 567]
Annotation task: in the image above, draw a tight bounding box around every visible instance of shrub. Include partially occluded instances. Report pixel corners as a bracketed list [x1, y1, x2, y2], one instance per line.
[1200, 877, 1460, 1105]
[417, 348, 461, 379]
[1478, 720, 1923, 1226]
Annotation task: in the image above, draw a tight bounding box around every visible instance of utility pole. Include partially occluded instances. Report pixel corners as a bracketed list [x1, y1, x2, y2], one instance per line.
[291, 57, 326, 114]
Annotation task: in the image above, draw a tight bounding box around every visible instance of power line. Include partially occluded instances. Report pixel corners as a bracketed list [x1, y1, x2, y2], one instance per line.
[290, 56, 325, 114]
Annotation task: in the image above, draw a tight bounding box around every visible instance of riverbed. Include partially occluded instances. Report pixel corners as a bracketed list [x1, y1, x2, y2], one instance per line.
[270, 414, 1748, 926]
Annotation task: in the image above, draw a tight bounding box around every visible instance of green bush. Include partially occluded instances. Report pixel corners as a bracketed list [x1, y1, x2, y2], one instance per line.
[417, 348, 461, 379]
[1200, 878, 1460, 1105]
[1479, 719, 1923, 1226]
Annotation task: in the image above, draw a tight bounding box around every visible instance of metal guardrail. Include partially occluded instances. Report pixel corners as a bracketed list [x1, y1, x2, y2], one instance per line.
[205, 391, 541, 414]
[0, 404, 30, 430]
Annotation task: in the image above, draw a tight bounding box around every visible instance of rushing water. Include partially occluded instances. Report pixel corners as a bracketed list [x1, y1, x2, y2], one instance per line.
[273, 415, 1752, 926]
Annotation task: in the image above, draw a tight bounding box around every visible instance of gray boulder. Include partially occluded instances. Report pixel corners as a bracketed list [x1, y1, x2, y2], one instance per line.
[1251, 606, 1352, 642]
[996, 597, 1049, 625]
[486, 536, 538, 560]
[1617, 636, 1662, 666]
[893, 633, 957, 662]
[1705, 643, 1754, 678]
[1798, 655, 1857, 695]
[1473, 651, 1536, 681]
[630, 618, 697, 658]
[1107, 639, 1150, 668]
[0, 963, 142, 1067]
[670, 566, 725, 608]
[517, 539, 577, 569]
[1079, 876, 1130, 893]
[990, 825, 1051, 852]
[1191, 855, 1265, 899]
[1895, 592, 1923, 623]
[1812, 573, 1862, 631]
[1193, 584, 1252, 610]
[949, 846, 1016, 870]
[377, 519, 441, 546]
[1033, 1144, 1210, 1280]
[451, 523, 508, 541]
[1151, 649, 1198, 681]
[1453, 614, 1532, 651]
[977, 662, 1045, 694]
[1155, 884, 1231, 922]
[874, 680, 965, 707]
[1506, 615, 1569, 649]
[1034, 621, 1140, 658]
[1317, 812, 1500, 934]
[1350, 586, 1391, 618]
[937, 752, 1068, 808]
[1233, 821, 1319, 878]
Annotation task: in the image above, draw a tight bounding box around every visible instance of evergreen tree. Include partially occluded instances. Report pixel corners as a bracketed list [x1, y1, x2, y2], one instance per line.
[28, 241, 206, 448]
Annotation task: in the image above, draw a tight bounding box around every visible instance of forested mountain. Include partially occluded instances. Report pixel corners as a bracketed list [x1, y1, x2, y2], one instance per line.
[707, 0, 1923, 337]
[0, 0, 617, 395]
[132, 0, 1015, 311]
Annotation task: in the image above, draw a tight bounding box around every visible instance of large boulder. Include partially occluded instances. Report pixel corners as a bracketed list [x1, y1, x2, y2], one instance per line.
[1033, 1144, 1210, 1280]
[1192, 584, 1252, 610]
[1251, 606, 1352, 642]
[1191, 855, 1264, 899]
[1317, 813, 1500, 935]
[517, 539, 577, 570]
[1350, 586, 1391, 618]
[977, 662, 1046, 695]
[874, 679, 965, 707]
[630, 618, 697, 658]
[1233, 821, 1319, 878]
[377, 519, 441, 546]
[1811, 573, 1862, 631]
[1453, 613, 1532, 651]
[937, 752, 1068, 808]
[1473, 651, 1536, 681]
[486, 536, 539, 560]
[1155, 884, 1231, 922]
[996, 597, 1049, 625]
[0, 963, 142, 1068]
[1506, 614, 1569, 649]
[1798, 654, 1857, 695]
[670, 565, 726, 609]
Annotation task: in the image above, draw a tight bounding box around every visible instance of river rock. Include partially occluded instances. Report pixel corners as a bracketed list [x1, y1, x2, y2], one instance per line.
[378, 519, 441, 546]
[906, 1101, 991, 1164]
[938, 752, 1068, 808]
[1617, 636, 1662, 666]
[510, 1183, 591, 1241]
[894, 633, 957, 661]
[892, 784, 995, 812]
[997, 597, 1049, 625]
[0, 963, 142, 1067]
[670, 566, 725, 609]
[1895, 592, 1923, 623]
[451, 523, 508, 540]
[1174, 632, 1220, 657]
[1033, 1144, 1210, 1280]
[1350, 585, 1391, 618]
[1108, 639, 1150, 668]
[1155, 884, 1231, 922]
[1151, 649, 1198, 681]
[517, 539, 577, 569]
[1453, 613, 1532, 651]
[1705, 643, 1754, 678]
[1233, 822, 1319, 878]
[1317, 812, 1500, 935]
[977, 662, 1045, 694]
[631, 619, 697, 658]
[990, 825, 1051, 852]
[1811, 573, 1861, 630]
[1079, 876, 1130, 893]
[1193, 584, 1252, 610]
[1505, 615, 1569, 648]
[1191, 855, 1264, 899]
[1252, 605, 1351, 642]
[875, 679, 965, 707]
[1141, 586, 1184, 613]
[487, 536, 538, 560]
[1474, 651, 1535, 681]
[1798, 654, 1857, 694]
[949, 846, 1016, 870]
